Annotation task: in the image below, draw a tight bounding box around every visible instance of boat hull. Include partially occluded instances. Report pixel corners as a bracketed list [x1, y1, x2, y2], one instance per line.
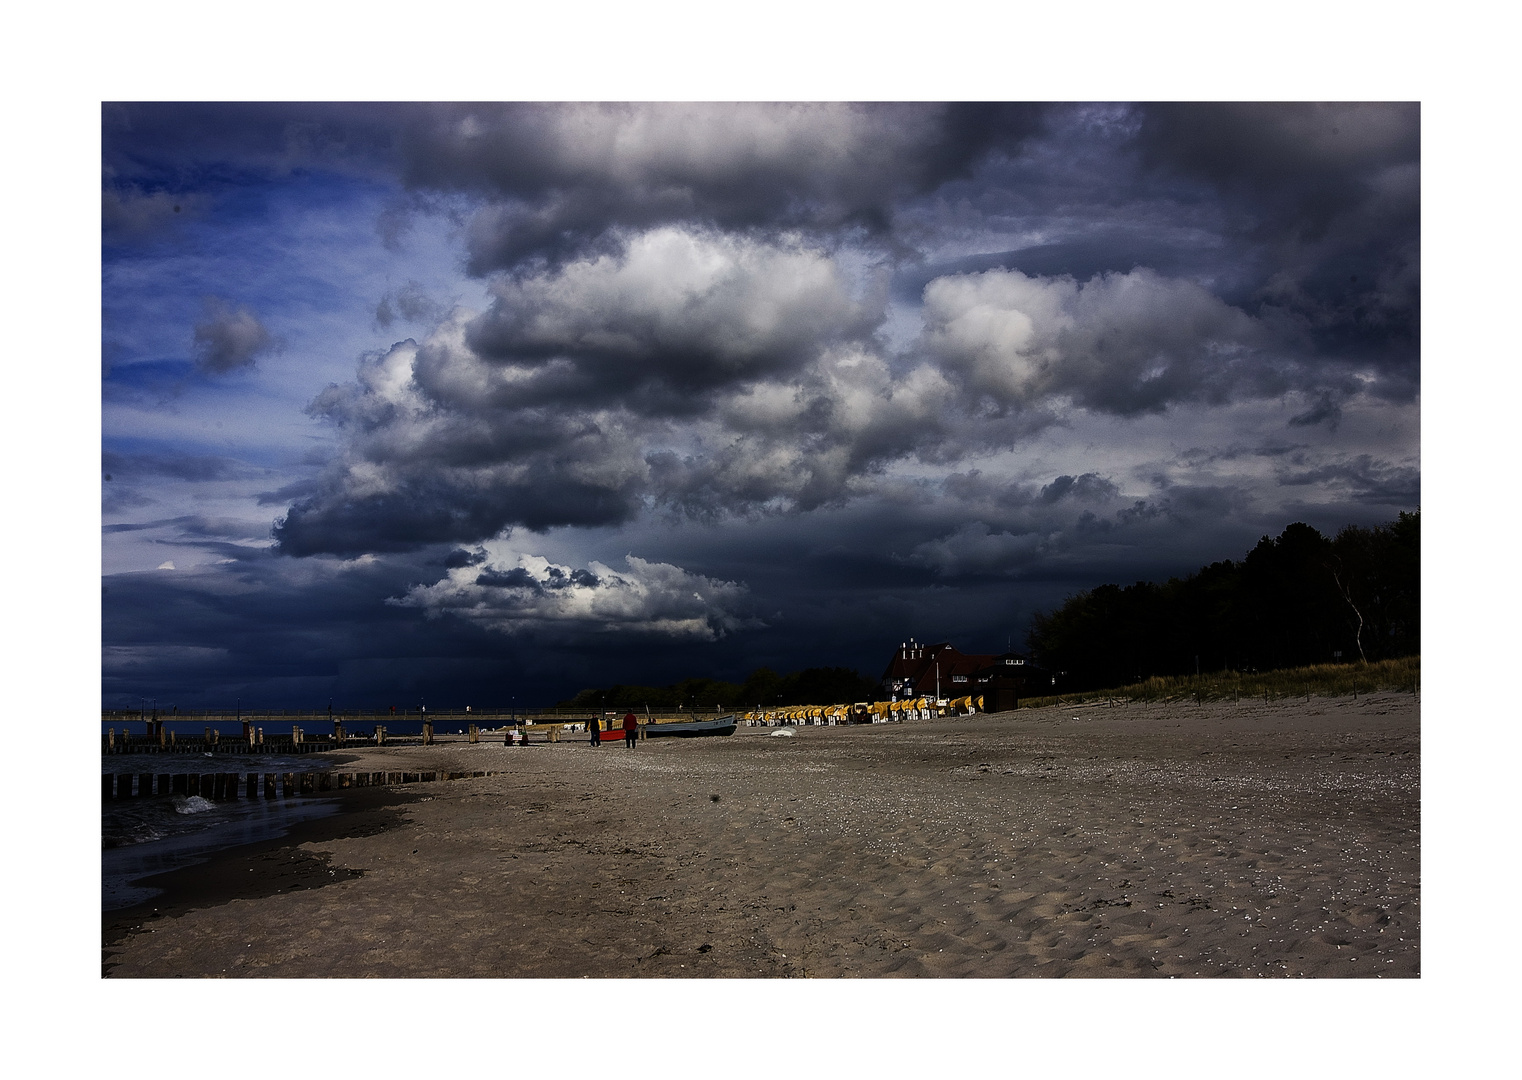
[645, 715, 738, 738]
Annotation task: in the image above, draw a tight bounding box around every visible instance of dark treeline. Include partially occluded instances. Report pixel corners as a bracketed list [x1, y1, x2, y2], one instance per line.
[1027, 511, 1419, 692]
[557, 666, 879, 711]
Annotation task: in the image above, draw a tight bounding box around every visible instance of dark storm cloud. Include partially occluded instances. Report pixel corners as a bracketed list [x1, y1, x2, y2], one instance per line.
[259, 103, 1422, 563]
[103, 101, 1048, 265]
[273, 231, 923, 552]
[394, 102, 1046, 272]
[1135, 103, 1418, 236]
[474, 566, 541, 591]
[192, 297, 279, 374]
[275, 467, 646, 556]
[1134, 103, 1420, 390]
[443, 547, 486, 569]
[461, 226, 879, 404]
[1039, 473, 1118, 503]
[1274, 454, 1421, 505]
[918, 266, 1272, 416]
[1288, 391, 1344, 429]
[103, 547, 452, 708]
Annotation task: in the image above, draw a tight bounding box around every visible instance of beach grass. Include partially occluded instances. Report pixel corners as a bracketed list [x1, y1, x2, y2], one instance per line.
[1017, 655, 1420, 710]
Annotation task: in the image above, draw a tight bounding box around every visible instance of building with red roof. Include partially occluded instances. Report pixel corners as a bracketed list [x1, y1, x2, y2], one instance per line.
[879, 638, 1044, 712]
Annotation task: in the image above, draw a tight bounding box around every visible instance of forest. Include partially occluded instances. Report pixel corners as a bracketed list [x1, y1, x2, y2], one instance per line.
[557, 512, 1418, 707]
[555, 666, 879, 712]
[1025, 511, 1419, 692]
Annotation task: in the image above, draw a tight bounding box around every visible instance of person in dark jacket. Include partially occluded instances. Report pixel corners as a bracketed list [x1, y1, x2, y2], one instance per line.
[589, 716, 601, 747]
[623, 711, 639, 748]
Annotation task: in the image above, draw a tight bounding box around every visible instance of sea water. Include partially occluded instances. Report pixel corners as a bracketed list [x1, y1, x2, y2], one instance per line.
[102, 752, 346, 911]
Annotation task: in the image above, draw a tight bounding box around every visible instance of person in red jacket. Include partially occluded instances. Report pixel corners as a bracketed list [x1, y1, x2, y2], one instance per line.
[623, 711, 639, 748]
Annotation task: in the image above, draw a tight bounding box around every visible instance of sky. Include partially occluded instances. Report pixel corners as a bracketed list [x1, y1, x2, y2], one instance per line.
[100, 101, 1421, 710]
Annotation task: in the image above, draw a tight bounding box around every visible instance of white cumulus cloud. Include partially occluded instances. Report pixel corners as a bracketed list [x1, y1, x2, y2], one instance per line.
[390, 543, 757, 640]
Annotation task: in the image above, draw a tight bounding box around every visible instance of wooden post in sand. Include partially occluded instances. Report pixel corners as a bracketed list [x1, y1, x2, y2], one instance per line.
[108, 728, 115, 750]
[423, 720, 433, 745]
[469, 724, 479, 743]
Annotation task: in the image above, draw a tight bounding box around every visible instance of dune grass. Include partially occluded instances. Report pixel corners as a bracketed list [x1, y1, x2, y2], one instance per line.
[1016, 655, 1420, 710]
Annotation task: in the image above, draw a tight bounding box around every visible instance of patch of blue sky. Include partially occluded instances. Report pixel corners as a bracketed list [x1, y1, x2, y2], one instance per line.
[103, 169, 484, 534]
[103, 170, 459, 577]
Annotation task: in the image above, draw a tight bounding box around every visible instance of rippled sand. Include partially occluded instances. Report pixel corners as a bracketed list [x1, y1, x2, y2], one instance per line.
[103, 693, 1418, 978]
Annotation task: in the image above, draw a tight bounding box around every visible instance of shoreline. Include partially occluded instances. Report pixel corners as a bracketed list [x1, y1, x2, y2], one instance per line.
[102, 694, 1419, 978]
[102, 786, 421, 976]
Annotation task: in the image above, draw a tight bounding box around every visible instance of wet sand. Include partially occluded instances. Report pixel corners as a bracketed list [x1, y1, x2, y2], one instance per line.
[102, 693, 1419, 978]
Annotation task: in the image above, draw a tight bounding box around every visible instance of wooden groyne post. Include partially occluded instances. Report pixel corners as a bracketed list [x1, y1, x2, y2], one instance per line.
[103, 769, 504, 800]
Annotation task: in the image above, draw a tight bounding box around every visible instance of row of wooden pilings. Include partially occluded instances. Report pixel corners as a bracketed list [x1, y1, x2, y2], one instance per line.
[101, 769, 500, 800]
[101, 723, 455, 755]
[103, 723, 571, 755]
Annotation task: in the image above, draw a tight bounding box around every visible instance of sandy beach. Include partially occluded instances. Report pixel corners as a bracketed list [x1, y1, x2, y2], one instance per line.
[101, 693, 1419, 978]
